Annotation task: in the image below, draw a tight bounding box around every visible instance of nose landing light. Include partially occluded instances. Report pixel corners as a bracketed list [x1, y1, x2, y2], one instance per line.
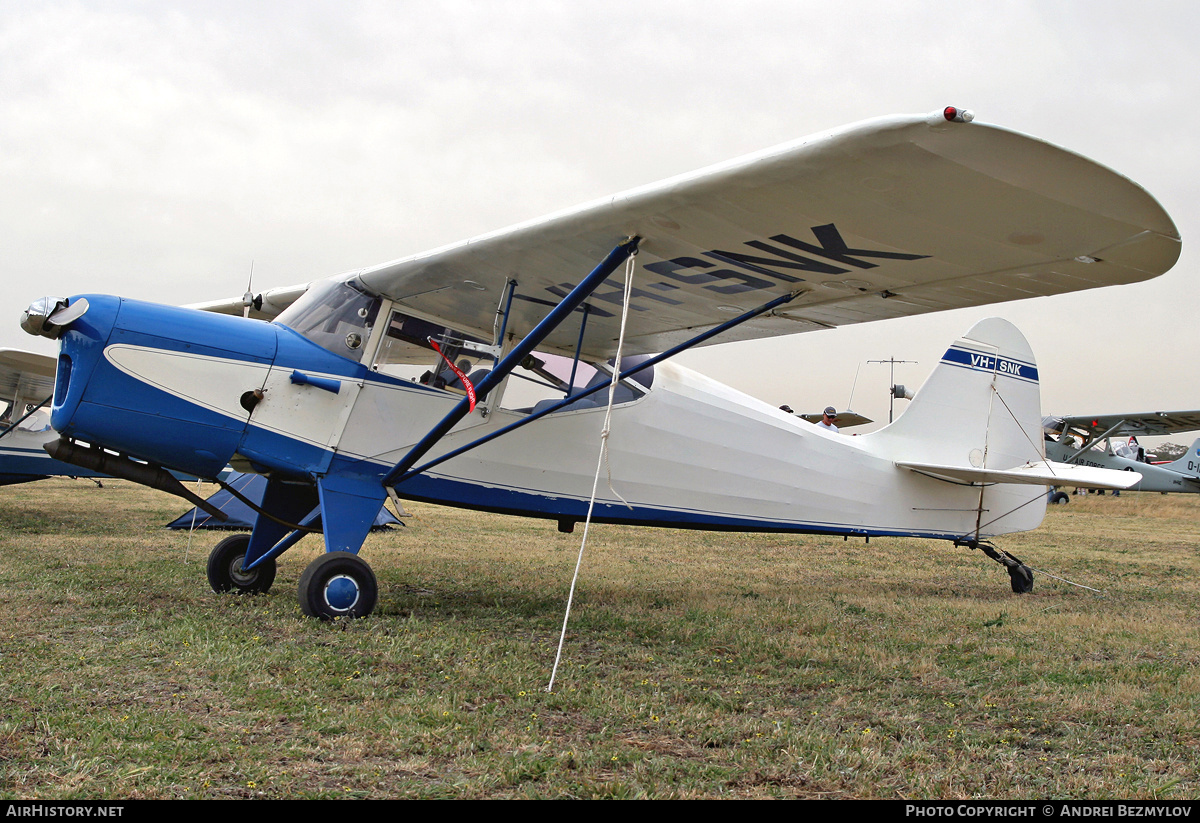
[22, 297, 90, 339]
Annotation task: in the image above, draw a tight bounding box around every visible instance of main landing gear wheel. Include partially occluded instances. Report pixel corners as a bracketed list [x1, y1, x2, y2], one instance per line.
[206, 534, 277, 594]
[1049, 491, 1070, 505]
[298, 551, 378, 620]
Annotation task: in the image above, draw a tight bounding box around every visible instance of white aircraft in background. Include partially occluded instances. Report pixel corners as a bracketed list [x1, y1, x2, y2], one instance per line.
[1043, 411, 1200, 498]
[21, 107, 1180, 616]
[0, 349, 107, 486]
[0, 348, 231, 493]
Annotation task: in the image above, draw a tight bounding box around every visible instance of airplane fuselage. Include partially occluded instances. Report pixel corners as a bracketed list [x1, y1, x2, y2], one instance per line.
[1043, 439, 1199, 493]
[46, 293, 1045, 544]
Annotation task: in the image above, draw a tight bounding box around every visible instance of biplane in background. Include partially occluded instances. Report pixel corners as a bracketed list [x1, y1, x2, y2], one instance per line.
[1043, 411, 1200, 498]
[21, 108, 1180, 617]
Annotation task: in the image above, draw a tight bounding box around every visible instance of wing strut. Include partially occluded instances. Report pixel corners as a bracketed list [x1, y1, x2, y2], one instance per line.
[1063, 420, 1127, 462]
[0, 395, 50, 441]
[388, 287, 806, 487]
[380, 237, 641, 489]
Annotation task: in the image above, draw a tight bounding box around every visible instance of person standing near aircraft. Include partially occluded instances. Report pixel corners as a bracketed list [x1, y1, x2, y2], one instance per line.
[817, 407, 839, 433]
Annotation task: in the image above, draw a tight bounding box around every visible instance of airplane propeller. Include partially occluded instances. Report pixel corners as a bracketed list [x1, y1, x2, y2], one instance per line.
[49, 297, 89, 327]
[20, 296, 89, 339]
[242, 262, 255, 318]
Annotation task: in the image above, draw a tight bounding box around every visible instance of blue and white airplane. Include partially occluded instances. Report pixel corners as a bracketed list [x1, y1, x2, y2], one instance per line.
[21, 108, 1180, 616]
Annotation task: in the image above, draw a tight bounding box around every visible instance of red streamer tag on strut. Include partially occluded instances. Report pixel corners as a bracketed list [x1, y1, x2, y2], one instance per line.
[429, 339, 477, 412]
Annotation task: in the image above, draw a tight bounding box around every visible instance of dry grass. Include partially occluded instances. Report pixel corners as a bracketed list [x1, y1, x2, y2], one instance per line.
[1, 480, 1198, 798]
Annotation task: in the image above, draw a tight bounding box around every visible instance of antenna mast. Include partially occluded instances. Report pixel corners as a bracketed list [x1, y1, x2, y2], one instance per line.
[868, 357, 916, 423]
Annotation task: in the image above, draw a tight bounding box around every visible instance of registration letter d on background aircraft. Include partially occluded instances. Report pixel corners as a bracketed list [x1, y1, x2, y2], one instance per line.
[21, 108, 1181, 618]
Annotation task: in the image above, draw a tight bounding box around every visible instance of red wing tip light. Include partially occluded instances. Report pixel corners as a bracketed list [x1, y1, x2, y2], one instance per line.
[943, 106, 975, 123]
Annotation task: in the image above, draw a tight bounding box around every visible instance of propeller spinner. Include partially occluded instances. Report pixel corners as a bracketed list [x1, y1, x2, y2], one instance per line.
[21, 296, 89, 339]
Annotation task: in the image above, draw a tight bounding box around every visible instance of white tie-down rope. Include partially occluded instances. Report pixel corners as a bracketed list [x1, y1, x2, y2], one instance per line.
[548, 251, 637, 692]
[184, 477, 203, 562]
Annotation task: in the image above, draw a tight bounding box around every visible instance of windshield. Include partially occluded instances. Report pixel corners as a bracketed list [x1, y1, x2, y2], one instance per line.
[274, 280, 381, 359]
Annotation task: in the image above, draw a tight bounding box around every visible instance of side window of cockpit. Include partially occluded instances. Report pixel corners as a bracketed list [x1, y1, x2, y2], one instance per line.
[373, 311, 489, 395]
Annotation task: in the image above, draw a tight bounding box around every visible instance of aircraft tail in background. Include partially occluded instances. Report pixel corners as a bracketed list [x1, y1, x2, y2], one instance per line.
[1161, 437, 1200, 478]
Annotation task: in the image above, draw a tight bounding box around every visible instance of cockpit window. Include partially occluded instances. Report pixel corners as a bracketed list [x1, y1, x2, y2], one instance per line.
[364, 307, 654, 411]
[274, 280, 381, 360]
[373, 310, 490, 395]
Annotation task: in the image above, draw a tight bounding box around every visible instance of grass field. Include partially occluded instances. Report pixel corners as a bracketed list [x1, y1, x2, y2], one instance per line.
[1, 479, 1198, 799]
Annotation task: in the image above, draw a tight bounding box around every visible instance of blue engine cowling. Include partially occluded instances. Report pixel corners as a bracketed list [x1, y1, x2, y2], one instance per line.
[51, 295, 281, 479]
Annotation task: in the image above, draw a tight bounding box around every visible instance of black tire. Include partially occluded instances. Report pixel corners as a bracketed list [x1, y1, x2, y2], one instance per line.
[1050, 491, 1070, 505]
[206, 534, 277, 594]
[298, 552, 378, 620]
[1008, 563, 1034, 594]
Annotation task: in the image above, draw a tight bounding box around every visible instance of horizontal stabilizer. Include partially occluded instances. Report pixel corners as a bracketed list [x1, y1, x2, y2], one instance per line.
[896, 459, 1142, 490]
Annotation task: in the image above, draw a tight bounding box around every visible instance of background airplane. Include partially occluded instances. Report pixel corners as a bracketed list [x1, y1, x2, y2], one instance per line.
[1043, 410, 1200, 497]
[0, 348, 107, 486]
[21, 109, 1179, 617]
[0, 347, 230, 490]
[795, 410, 872, 429]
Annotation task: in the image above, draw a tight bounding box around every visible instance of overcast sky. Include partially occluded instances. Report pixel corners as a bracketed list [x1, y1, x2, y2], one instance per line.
[2, 0, 1197, 437]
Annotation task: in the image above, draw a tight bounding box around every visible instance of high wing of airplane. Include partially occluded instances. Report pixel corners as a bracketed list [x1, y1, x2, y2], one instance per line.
[1043, 411, 1200, 494]
[0, 348, 107, 486]
[21, 107, 1180, 617]
[1044, 410, 1200, 442]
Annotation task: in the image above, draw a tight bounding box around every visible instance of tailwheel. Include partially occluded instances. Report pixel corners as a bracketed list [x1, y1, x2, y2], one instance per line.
[1006, 561, 1034, 594]
[207, 534, 276, 594]
[298, 551, 378, 620]
[958, 539, 1034, 594]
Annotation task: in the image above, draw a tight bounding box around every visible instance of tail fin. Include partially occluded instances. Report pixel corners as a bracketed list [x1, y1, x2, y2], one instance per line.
[865, 318, 1139, 539]
[1162, 438, 1200, 477]
[867, 317, 1047, 538]
[872, 317, 1042, 472]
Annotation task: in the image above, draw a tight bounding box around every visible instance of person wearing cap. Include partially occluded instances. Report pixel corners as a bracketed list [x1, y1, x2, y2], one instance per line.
[817, 406, 839, 433]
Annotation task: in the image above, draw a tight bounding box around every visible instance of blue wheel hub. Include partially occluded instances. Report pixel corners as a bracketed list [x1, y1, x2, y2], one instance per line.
[324, 574, 360, 612]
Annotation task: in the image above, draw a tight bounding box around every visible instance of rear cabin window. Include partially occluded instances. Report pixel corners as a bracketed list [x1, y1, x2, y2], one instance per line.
[500, 351, 650, 414]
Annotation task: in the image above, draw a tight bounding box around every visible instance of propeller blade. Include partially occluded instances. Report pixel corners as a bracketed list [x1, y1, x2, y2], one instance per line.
[48, 297, 90, 327]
